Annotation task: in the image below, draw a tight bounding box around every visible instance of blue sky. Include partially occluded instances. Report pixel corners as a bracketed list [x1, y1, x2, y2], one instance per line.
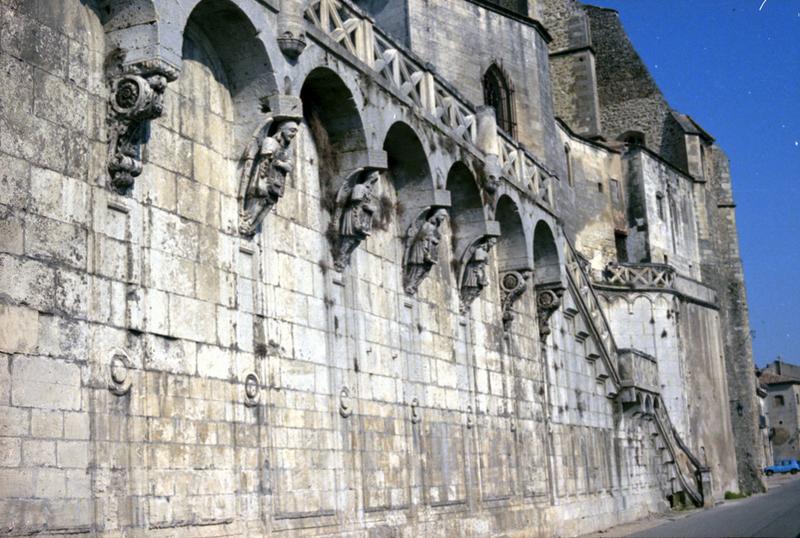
[589, 0, 800, 367]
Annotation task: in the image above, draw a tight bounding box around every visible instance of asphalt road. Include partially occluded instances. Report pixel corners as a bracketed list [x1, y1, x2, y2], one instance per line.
[631, 475, 800, 538]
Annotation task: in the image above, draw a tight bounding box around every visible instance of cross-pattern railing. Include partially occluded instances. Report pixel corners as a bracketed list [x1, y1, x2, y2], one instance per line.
[564, 240, 619, 380]
[305, 0, 555, 208]
[604, 262, 676, 288]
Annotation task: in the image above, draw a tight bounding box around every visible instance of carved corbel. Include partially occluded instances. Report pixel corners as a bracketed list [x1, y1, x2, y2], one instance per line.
[536, 285, 565, 341]
[500, 270, 531, 331]
[238, 96, 303, 237]
[332, 167, 384, 271]
[458, 236, 497, 313]
[106, 56, 177, 194]
[277, 0, 307, 60]
[402, 206, 449, 295]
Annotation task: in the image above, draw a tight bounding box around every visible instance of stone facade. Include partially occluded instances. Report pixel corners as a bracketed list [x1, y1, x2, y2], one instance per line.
[759, 361, 800, 463]
[0, 0, 760, 536]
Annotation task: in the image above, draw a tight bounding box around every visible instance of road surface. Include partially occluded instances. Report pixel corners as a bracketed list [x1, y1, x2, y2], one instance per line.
[631, 474, 800, 537]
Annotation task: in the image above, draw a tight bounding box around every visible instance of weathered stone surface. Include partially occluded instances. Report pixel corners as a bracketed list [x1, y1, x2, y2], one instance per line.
[0, 0, 756, 535]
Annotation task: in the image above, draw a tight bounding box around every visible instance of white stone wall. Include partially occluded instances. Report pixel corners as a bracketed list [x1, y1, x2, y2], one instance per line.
[0, 0, 742, 535]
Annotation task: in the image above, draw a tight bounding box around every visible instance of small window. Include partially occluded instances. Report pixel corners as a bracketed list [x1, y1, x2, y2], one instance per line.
[597, 182, 604, 193]
[610, 179, 622, 204]
[656, 192, 665, 220]
[775, 395, 785, 406]
[796, 393, 799, 404]
[565, 145, 573, 187]
[614, 232, 628, 263]
[618, 130, 646, 147]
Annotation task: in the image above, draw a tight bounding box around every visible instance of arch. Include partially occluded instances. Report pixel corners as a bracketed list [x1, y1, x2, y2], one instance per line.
[494, 195, 531, 273]
[185, 0, 278, 149]
[382, 121, 437, 230]
[103, 0, 286, 79]
[483, 63, 516, 136]
[532, 221, 560, 286]
[446, 161, 489, 260]
[300, 66, 368, 186]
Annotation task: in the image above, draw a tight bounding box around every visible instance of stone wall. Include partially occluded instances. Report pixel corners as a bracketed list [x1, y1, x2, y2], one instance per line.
[0, 0, 755, 534]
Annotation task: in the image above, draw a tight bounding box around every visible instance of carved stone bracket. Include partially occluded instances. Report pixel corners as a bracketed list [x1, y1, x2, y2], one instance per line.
[459, 236, 497, 313]
[332, 168, 384, 271]
[536, 285, 565, 341]
[238, 95, 303, 237]
[500, 270, 531, 331]
[108, 349, 133, 396]
[466, 405, 474, 429]
[106, 58, 177, 194]
[403, 206, 449, 295]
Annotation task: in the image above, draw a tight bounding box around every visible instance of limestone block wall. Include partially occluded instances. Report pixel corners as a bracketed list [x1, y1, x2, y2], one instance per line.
[556, 127, 623, 266]
[624, 150, 701, 278]
[0, 0, 746, 535]
[599, 291, 738, 498]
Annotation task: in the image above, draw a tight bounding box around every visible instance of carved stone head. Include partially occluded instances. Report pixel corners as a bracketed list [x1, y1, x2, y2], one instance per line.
[430, 208, 448, 226]
[277, 120, 299, 145]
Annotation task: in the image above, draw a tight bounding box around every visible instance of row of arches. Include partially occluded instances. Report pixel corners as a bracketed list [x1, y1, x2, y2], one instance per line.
[156, 0, 567, 307]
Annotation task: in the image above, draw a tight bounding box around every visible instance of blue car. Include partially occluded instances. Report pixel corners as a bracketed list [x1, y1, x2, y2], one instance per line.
[764, 459, 800, 476]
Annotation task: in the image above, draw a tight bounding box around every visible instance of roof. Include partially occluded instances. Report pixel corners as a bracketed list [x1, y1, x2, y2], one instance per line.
[758, 371, 800, 386]
[671, 111, 715, 142]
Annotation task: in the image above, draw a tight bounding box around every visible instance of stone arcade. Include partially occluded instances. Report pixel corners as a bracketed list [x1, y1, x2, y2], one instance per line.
[0, 0, 763, 536]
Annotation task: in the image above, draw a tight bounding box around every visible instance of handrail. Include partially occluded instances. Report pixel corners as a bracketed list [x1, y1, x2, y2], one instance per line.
[304, 0, 555, 209]
[653, 395, 705, 506]
[563, 239, 620, 385]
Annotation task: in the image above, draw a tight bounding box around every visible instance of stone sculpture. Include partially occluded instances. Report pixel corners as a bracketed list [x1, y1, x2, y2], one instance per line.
[500, 270, 532, 331]
[333, 169, 381, 271]
[403, 207, 449, 295]
[459, 237, 496, 312]
[106, 61, 174, 193]
[536, 286, 564, 341]
[239, 118, 300, 237]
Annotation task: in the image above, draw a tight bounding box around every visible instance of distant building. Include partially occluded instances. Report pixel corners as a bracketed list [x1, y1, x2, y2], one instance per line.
[758, 360, 800, 462]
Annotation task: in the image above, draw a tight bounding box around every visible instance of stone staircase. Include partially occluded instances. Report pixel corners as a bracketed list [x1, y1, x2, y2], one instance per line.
[564, 240, 709, 507]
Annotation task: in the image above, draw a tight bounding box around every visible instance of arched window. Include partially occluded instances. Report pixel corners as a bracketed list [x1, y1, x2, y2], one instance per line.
[483, 64, 516, 136]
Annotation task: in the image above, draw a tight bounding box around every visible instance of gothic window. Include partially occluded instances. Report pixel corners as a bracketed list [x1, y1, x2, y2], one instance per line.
[483, 64, 516, 136]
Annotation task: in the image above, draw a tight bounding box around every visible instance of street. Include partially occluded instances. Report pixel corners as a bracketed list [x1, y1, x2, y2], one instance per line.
[633, 474, 800, 537]
[584, 474, 800, 538]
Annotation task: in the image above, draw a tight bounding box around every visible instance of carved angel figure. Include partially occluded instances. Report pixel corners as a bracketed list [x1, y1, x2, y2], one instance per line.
[460, 237, 496, 312]
[239, 119, 299, 236]
[403, 208, 449, 295]
[333, 169, 381, 271]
